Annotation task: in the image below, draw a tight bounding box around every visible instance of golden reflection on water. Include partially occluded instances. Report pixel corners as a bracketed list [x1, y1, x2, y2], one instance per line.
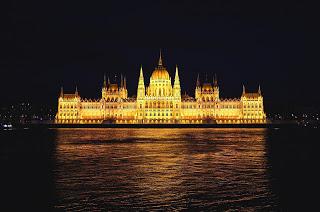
[54, 128, 273, 210]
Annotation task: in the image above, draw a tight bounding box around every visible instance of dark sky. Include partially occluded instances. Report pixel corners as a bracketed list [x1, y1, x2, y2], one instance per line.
[3, 0, 319, 113]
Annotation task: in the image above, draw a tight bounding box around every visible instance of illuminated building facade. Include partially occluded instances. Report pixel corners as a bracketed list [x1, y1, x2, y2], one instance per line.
[55, 52, 266, 124]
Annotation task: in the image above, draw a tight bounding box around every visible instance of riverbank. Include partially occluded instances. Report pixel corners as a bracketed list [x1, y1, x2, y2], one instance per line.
[9, 122, 300, 129]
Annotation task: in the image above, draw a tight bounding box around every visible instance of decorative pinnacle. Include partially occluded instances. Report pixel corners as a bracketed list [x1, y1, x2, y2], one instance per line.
[103, 73, 107, 87]
[258, 85, 261, 94]
[214, 73, 218, 86]
[196, 73, 201, 87]
[60, 86, 64, 97]
[139, 65, 144, 79]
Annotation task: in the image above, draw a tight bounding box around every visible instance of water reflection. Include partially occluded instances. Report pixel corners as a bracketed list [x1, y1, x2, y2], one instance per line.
[53, 128, 277, 210]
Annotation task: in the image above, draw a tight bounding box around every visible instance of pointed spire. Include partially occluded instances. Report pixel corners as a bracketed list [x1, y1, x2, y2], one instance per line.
[60, 86, 64, 97]
[120, 74, 123, 88]
[107, 76, 110, 85]
[196, 73, 201, 87]
[174, 65, 180, 87]
[103, 73, 107, 87]
[258, 85, 261, 95]
[242, 84, 246, 95]
[124, 76, 127, 89]
[137, 65, 145, 99]
[114, 74, 117, 83]
[214, 73, 218, 87]
[205, 73, 208, 82]
[158, 49, 163, 66]
[75, 85, 78, 96]
[138, 65, 145, 87]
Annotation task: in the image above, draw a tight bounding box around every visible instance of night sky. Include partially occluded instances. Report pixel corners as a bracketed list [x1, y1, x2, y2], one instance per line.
[3, 0, 319, 113]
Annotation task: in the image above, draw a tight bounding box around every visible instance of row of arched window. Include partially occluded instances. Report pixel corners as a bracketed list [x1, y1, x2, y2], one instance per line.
[143, 102, 177, 108]
[244, 104, 262, 109]
[221, 105, 241, 109]
[60, 104, 77, 109]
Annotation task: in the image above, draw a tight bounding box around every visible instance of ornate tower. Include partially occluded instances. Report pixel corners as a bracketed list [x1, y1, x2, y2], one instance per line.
[173, 65, 181, 98]
[137, 66, 145, 100]
[136, 65, 145, 122]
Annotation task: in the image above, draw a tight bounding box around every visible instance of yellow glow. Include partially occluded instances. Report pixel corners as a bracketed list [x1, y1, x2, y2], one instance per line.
[55, 58, 266, 124]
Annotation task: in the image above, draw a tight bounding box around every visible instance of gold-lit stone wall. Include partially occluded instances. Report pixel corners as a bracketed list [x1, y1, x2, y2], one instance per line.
[55, 54, 266, 124]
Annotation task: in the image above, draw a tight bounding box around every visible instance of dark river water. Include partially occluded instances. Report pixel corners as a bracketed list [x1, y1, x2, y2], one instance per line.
[1, 127, 319, 211]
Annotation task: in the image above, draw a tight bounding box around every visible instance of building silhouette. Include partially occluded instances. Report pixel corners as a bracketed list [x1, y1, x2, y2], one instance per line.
[55, 51, 266, 124]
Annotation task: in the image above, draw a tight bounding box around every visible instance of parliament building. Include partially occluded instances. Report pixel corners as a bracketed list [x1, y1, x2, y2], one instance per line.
[55, 52, 266, 124]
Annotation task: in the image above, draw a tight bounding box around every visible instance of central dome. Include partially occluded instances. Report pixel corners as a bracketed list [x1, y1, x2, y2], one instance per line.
[151, 68, 170, 80]
[150, 50, 170, 80]
[202, 83, 213, 92]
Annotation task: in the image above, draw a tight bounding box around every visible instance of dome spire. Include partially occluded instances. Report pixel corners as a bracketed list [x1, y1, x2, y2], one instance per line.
[158, 49, 163, 66]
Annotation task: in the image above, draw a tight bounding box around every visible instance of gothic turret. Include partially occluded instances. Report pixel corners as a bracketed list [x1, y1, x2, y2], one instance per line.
[213, 74, 219, 100]
[119, 74, 128, 99]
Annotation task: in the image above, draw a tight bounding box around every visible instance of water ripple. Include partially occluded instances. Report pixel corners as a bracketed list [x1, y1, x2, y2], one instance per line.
[52, 128, 278, 210]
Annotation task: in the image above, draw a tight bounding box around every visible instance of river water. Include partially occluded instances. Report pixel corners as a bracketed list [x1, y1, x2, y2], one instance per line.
[1, 128, 319, 211]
